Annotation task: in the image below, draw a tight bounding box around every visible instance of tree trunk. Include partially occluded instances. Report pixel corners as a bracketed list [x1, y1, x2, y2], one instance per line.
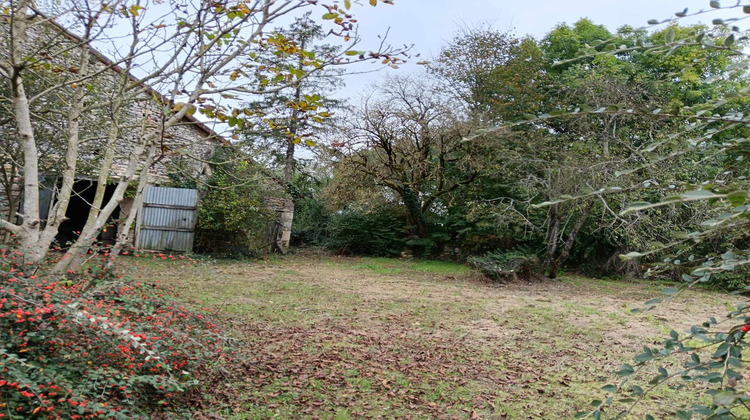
[104, 144, 156, 271]
[6, 1, 41, 252]
[52, 79, 150, 274]
[31, 38, 92, 262]
[278, 128, 297, 250]
[547, 202, 593, 279]
[276, 40, 306, 252]
[52, 125, 120, 273]
[277, 197, 294, 250]
[4, 4, 93, 262]
[543, 205, 560, 276]
[402, 188, 427, 238]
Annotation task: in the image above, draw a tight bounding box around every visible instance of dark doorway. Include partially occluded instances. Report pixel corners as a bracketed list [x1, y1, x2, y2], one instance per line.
[55, 180, 121, 248]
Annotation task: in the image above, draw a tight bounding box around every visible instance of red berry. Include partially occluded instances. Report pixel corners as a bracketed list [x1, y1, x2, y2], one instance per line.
[741, 325, 750, 332]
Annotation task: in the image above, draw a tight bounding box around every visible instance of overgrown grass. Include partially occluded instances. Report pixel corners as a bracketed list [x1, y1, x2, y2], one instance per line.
[326, 257, 471, 276]
[125, 253, 737, 419]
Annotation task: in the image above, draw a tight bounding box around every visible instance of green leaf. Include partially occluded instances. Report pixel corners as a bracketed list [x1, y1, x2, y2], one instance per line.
[620, 201, 654, 214]
[744, 5, 750, 13]
[601, 384, 618, 392]
[666, 28, 676, 43]
[681, 190, 723, 201]
[322, 13, 338, 20]
[676, 411, 691, 420]
[725, 34, 735, 47]
[661, 288, 679, 296]
[621, 251, 646, 260]
[635, 352, 653, 362]
[713, 391, 737, 406]
[647, 19, 660, 25]
[710, 0, 720, 8]
[727, 190, 748, 207]
[616, 364, 634, 377]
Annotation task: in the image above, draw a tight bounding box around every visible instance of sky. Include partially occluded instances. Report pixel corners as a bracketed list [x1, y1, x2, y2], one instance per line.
[332, 0, 741, 101]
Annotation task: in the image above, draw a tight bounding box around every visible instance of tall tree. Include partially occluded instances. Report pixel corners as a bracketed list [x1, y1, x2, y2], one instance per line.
[331, 75, 485, 241]
[242, 14, 343, 252]
[432, 20, 743, 277]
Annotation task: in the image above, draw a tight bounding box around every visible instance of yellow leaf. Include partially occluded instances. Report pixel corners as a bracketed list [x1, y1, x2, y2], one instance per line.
[370, 0, 377, 5]
[129, 4, 142, 16]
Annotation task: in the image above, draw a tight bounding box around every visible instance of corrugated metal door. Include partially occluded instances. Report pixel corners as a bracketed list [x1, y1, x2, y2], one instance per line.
[136, 187, 198, 252]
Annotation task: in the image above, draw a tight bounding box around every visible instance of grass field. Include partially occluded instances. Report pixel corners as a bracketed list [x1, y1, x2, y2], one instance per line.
[126, 252, 741, 419]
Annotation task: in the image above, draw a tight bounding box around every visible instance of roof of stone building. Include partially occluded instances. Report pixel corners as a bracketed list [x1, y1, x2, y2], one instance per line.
[41, 14, 227, 144]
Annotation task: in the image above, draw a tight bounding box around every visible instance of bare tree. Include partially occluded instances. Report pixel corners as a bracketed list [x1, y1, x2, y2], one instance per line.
[332, 75, 485, 239]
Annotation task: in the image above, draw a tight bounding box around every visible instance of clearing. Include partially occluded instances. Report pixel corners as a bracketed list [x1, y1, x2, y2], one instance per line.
[128, 252, 739, 419]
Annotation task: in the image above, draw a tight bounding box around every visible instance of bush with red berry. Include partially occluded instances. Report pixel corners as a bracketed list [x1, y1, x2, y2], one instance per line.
[0, 246, 230, 419]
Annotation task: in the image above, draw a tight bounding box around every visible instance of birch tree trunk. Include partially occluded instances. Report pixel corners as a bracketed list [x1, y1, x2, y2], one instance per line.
[105, 144, 156, 271]
[5, 2, 90, 262]
[6, 1, 40, 248]
[276, 56, 304, 252]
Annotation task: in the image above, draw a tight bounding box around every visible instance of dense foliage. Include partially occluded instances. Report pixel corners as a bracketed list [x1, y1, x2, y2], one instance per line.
[0, 247, 229, 419]
[508, 4, 750, 419]
[467, 251, 538, 281]
[178, 147, 277, 257]
[310, 18, 742, 281]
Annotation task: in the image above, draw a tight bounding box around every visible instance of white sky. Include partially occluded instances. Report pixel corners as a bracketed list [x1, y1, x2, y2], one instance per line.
[334, 0, 742, 102]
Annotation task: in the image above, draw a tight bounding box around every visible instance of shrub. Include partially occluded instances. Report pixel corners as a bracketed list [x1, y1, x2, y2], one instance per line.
[325, 208, 405, 257]
[0, 247, 229, 419]
[708, 265, 750, 291]
[291, 198, 332, 247]
[405, 230, 452, 259]
[467, 251, 539, 281]
[191, 148, 275, 257]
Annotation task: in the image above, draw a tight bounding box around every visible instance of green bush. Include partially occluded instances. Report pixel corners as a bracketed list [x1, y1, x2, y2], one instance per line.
[0, 248, 229, 419]
[405, 230, 452, 259]
[291, 198, 332, 247]
[192, 148, 274, 257]
[708, 265, 750, 291]
[467, 251, 539, 281]
[325, 208, 405, 257]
